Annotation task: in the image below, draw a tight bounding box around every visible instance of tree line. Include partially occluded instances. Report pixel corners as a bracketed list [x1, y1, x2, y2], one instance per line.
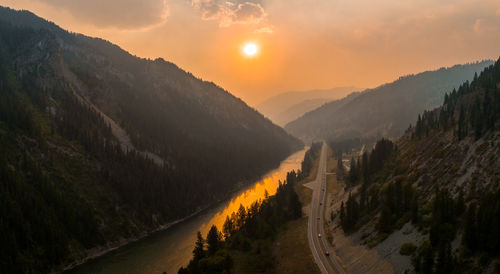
[347, 138, 395, 188]
[179, 170, 303, 273]
[411, 58, 500, 142]
[178, 143, 322, 273]
[300, 142, 321, 179]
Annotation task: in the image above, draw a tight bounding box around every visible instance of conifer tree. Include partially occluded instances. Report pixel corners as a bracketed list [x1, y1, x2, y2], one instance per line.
[463, 203, 477, 251]
[193, 231, 205, 261]
[457, 104, 465, 140]
[340, 201, 346, 230]
[222, 216, 233, 239]
[206, 225, 222, 256]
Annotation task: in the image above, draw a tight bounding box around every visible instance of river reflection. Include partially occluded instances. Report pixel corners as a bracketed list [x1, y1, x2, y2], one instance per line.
[199, 166, 300, 235]
[68, 148, 306, 274]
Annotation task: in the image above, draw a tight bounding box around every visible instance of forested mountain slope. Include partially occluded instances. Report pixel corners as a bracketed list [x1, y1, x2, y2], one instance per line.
[331, 57, 500, 273]
[286, 61, 493, 142]
[0, 6, 301, 272]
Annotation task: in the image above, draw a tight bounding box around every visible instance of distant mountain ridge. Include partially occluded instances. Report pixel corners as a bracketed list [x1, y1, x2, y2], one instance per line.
[285, 61, 494, 142]
[256, 87, 361, 126]
[0, 6, 301, 272]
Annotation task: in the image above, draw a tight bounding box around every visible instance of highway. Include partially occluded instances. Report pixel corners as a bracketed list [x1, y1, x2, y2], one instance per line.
[307, 142, 346, 274]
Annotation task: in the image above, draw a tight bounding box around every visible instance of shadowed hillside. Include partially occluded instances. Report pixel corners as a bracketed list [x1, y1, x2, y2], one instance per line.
[0, 6, 302, 272]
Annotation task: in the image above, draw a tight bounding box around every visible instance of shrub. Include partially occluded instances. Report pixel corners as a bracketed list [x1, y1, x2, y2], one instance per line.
[400, 242, 417, 256]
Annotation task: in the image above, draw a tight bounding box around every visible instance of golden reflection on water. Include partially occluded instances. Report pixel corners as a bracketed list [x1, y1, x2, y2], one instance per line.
[198, 148, 307, 235]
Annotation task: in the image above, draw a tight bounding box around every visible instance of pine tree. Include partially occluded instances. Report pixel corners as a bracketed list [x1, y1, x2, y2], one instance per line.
[455, 190, 465, 216]
[348, 157, 356, 186]
[362, 152, 369, 184]
[411, 195, 419, 225]
[473, 98, 483, 140]
[206, 225, 222, 256]
[193, 231, 205, 261]
[377, 205, 392, 233]
[395, 180, 403, 216]
[422, 241, 434, 274]
[436, 242, 453, 274]
[457, 104, 465, 140]
[340, 201, 346, 230]
[236, 204, 246, 229]
[359, 185, 367, 212]
[288, 190, 302, 219]
[222, 216, 233, 239]
[463, 203, 477, 251]
[344, 193, 359, 232]
[356, 158, 361, 180]
[416, 114, 422, 138]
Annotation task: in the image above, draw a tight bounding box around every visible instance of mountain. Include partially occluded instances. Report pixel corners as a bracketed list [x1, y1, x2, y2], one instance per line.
[327, 58, 500, 273]
[256, 87, 361, 126]
[285, 61, 494, 142]
[0, 6, 302, 272]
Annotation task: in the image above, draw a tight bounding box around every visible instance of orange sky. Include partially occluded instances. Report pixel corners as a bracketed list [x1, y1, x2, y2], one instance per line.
[1, 0, 499, 106]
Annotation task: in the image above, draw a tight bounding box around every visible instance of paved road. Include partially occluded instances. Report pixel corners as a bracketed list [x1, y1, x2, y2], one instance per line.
[307, 142, 346, 274]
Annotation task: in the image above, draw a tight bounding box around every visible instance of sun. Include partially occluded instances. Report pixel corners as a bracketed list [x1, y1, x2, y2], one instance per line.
[242, 42, 259, 57]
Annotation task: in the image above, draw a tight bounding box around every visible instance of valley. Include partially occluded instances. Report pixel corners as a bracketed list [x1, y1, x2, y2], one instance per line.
[0, 7, 302, 273]
[0, 2, 499, 274]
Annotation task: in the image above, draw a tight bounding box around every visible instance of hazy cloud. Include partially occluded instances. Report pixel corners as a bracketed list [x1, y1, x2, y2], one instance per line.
[35, 0, 169, 29]
[192, 0, 266, 27]
[254, 26, 273, 34]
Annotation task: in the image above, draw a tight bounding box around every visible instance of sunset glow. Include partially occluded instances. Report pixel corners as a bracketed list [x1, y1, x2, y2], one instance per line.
[242, 42, 259, 57]
[1, 0, 499, 106]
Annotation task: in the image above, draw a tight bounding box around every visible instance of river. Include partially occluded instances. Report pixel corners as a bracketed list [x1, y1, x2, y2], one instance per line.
[67, 148, 307, 274]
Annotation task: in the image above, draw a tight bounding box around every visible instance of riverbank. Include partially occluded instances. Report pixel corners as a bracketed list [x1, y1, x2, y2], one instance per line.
[272, 145, 321, 274]
[178, 145, 319, 273]
[65, 148, 307, 274]
[61, 208, 203, 273]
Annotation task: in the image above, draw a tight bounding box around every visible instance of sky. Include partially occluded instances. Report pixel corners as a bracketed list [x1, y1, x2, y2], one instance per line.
[0, 0, 499, 106]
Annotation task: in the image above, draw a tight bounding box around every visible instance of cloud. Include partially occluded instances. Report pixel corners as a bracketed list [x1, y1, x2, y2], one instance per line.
[192, 0, 266, 27]
[254, 26, 273, 34]
[35, 0, 169, 30]
[233, 2, 265, 24]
